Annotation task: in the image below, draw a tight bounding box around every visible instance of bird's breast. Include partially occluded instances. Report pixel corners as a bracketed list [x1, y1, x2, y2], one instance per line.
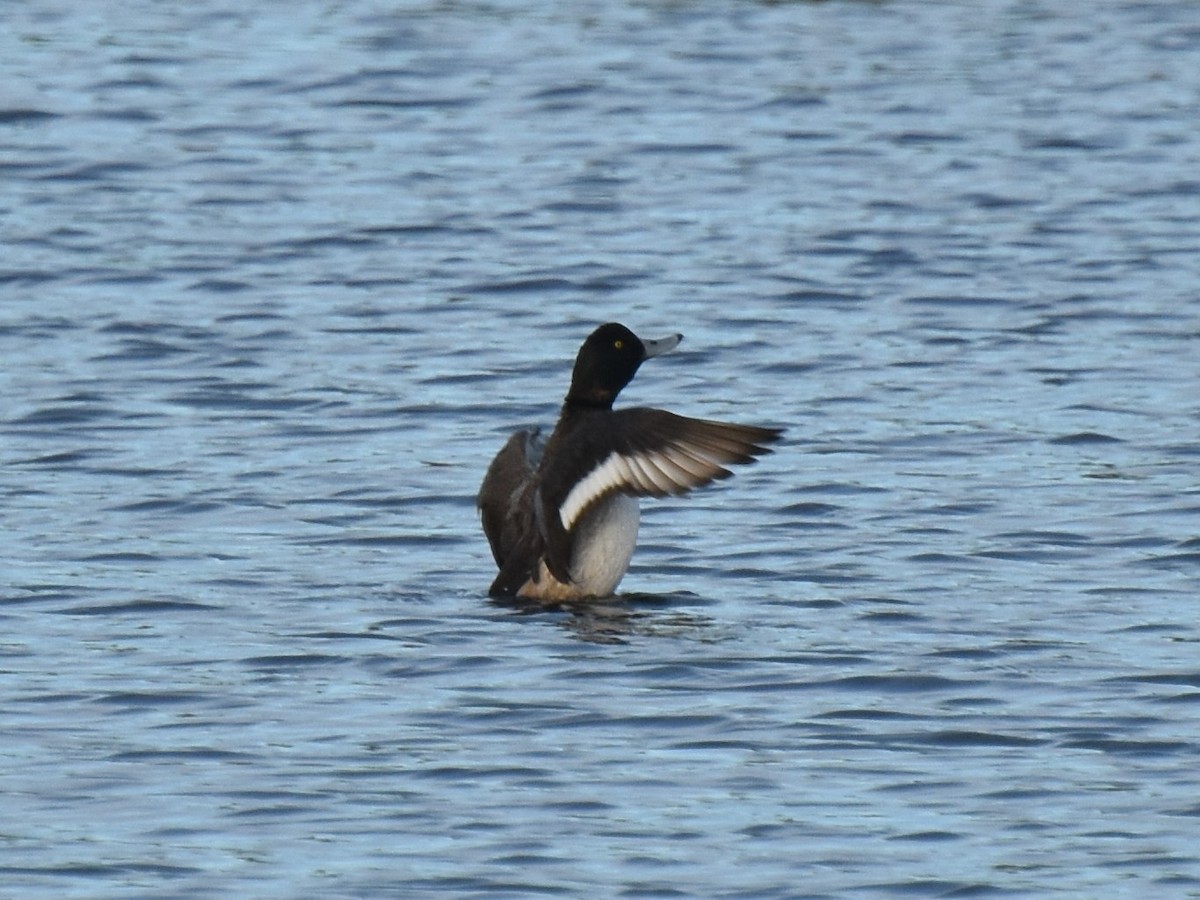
[519, 493, 640, 601]
[570, 493, 640, 596]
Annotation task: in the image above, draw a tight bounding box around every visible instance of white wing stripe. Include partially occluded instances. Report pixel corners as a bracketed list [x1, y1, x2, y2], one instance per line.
[558, 436, 750, 532]
[616, 454, 641, 489]
[560, 452, 629, 531]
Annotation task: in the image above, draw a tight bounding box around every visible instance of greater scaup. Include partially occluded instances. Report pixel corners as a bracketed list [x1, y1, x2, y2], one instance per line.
[478, 322, 782, 601]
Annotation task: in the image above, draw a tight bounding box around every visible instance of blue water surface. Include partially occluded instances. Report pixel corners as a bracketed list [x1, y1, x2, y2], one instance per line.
[3, 1, 1200, 896]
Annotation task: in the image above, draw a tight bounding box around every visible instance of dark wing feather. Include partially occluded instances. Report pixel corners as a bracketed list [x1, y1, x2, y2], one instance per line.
[478, 429, 543, 594]
[536, 409, 782, 583]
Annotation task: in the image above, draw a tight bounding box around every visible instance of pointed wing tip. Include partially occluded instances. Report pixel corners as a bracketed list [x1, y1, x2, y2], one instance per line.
[754, 425, 785, 445]
[741, 425, 785, 458]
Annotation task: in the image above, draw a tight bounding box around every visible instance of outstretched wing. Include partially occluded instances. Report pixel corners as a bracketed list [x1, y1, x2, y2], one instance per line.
[537, 409, 782, 584]
[478, 428, 541, 569]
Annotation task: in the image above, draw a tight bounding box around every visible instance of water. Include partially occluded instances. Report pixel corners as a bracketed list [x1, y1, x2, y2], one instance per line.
[3, 0, 1200, 896]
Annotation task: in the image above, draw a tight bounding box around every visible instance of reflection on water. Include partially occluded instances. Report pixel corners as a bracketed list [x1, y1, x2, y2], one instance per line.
[494, 592, 721, 645]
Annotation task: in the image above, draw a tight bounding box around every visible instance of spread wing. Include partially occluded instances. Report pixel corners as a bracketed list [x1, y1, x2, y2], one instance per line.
[478, 428, 541, 570]
[536, 409, 783, 584]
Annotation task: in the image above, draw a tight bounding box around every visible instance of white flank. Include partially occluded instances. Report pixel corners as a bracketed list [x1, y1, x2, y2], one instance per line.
[521, 493, 641, 601]
[570, 493, 640, 596]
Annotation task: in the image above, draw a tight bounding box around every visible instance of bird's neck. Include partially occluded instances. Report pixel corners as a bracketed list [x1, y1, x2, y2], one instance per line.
[563, 388, 615, 410]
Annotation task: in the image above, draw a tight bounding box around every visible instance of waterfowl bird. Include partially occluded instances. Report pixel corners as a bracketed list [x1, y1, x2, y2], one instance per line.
[478, 322, 782, 602]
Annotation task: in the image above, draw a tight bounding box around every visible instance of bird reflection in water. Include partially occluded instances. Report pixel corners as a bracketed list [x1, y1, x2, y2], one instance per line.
[491, 592, 718, 645]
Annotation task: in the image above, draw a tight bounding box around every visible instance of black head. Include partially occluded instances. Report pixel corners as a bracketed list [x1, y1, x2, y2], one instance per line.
[565, 323, 682, 409]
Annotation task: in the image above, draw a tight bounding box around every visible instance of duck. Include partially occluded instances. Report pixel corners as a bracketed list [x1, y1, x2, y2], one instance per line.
[478, 322, 783, 602]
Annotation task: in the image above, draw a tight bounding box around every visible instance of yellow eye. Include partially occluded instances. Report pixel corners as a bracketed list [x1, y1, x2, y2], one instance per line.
[614, 340, 623, 349]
